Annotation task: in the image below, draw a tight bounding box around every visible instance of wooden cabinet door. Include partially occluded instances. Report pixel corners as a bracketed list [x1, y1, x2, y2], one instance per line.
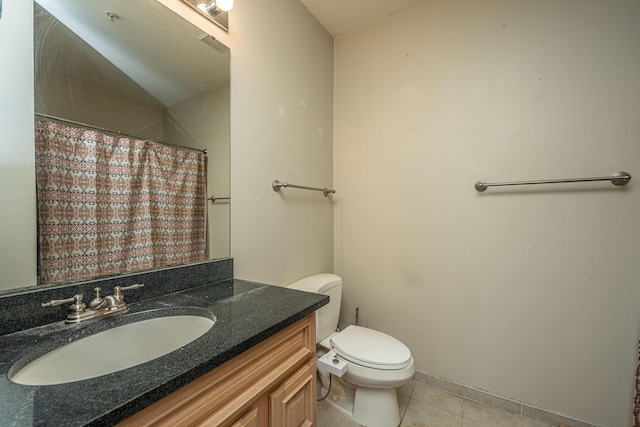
[269, 359, 316, 427]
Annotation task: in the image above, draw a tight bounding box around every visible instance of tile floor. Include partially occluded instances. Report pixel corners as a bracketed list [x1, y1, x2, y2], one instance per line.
[317, 381, 555, 427]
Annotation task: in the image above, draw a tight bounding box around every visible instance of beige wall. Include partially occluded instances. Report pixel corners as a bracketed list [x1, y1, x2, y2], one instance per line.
[229, 0, 334, 283]
[36, 74, 165, 141]
[334, 1, 640, 426]
[165, 83, 231, 259]
[0, 0, 36, 290]
[164, 0, 335, 283]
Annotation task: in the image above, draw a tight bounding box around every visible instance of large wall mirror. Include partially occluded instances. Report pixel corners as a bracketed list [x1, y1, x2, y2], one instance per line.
[30, 0, 230, 286]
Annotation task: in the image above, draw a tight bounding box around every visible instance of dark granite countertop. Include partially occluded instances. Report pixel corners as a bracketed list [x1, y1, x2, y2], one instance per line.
[0, 279, 328, 426]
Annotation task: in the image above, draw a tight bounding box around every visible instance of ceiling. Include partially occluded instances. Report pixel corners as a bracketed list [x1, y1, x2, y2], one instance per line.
[300, 0, 424, 36]
[33, 0, 419, 106]
[35, 0, 230, 108]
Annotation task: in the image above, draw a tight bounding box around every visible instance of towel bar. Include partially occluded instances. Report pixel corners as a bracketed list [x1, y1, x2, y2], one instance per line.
[272, 180, 335, 197]
[475, 171, 631, 192]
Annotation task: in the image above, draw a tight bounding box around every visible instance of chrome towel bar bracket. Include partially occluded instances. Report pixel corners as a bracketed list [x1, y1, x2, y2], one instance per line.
[207, 196, 230, 203]
[475, 171, 631, 192]
[272, 179, 335, 197]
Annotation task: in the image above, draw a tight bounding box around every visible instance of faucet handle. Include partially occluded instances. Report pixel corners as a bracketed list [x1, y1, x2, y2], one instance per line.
[42, 294, 86, 314]
[117, 283, 144, 291]
[113, 283, 144, 301]
[42, 296, 74, 308]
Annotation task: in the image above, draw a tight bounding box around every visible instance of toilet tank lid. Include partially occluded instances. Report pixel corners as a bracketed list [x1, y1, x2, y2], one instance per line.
[288, 273, 342, 293]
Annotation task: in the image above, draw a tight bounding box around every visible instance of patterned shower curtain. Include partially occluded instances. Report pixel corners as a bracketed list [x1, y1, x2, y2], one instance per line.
[35, 119, 207, 284]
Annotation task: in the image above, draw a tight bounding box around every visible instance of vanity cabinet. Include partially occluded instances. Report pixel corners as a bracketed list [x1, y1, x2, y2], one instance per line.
[118, 313, 317, 427]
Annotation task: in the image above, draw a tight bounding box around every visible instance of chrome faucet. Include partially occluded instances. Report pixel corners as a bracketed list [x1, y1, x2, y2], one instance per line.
[42, 284, 145, 324]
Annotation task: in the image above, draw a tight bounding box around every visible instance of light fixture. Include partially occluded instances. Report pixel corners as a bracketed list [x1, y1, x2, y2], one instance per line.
[181, 0, 233, 30]
[213, 0, 234, 12]
[186, 0, 233, 16]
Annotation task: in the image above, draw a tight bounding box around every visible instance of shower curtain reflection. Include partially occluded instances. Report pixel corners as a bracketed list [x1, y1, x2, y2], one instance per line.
[35, 119, 207, 285]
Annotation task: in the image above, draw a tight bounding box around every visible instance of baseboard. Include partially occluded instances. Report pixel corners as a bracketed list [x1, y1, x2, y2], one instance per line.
[414, 370, 602, 427]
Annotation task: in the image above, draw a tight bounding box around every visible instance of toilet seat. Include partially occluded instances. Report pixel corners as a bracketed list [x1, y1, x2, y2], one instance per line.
[330, 325, 412, 370]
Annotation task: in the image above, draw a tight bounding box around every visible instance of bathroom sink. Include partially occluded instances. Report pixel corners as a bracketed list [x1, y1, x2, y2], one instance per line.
[9, 314, 215, 386]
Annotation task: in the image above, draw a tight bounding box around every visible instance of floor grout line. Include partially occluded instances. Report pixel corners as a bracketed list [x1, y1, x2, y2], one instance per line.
[318, 381, 565, 427]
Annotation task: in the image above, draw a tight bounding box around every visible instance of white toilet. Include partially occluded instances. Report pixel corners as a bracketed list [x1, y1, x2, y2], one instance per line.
[288, 273, 415, 427]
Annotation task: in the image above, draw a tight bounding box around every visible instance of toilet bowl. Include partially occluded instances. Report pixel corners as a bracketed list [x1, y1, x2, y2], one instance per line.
[287, 274, 415, 427]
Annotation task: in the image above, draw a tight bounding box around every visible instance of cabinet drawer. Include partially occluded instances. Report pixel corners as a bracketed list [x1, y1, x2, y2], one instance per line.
[118, 314, 315, 427]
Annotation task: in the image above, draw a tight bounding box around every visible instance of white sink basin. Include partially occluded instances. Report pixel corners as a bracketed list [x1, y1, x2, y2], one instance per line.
[9, 315, 215, 386]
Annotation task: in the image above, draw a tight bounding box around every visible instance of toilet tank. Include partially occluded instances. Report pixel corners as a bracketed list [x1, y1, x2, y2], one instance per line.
[287, 273, 342, 343]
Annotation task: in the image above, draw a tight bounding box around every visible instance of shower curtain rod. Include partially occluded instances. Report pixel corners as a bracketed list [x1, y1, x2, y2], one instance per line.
[35, 113, 207, 155]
